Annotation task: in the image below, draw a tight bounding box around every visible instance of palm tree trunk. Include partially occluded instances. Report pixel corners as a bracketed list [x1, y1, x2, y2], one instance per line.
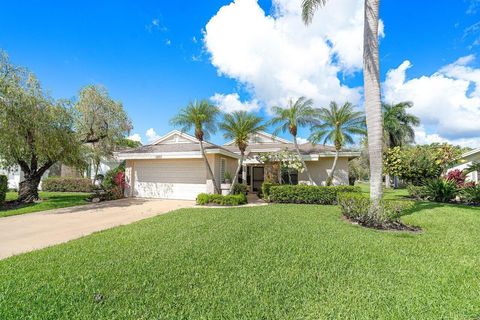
[229, 151, 244, 194]
[326, 149, 340, 186]
[293, 136, 315, 185]
[385, 173, 391, 189]
[199, 140, 220, 194]
[363, 0, 383, 207]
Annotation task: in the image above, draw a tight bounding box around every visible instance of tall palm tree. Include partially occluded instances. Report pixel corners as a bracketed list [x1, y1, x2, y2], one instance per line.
[383, 101, 420, 188]
[170, 100, 221, 194]
[302, 0, 384, 206]
[220, 111, 265, 194]
[309, 101, 366, 186]
[383, 101, 420, 148]
[269, 97, 318, 184]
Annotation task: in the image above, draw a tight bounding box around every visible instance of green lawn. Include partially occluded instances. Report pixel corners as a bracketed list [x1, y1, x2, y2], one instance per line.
[0, 195, 479, 319]
[1, 192, 91, 218]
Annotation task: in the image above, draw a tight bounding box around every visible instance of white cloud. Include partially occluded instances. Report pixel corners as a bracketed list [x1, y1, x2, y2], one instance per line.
[384, 56, 480, 144]
[146, 128, 160, 143]
[296, 137, 309, 144]
[203, 0, 371, 110]
[211, 93, 260, 112]
[127, 133, 142, 143]
[414, 126, 480, 148]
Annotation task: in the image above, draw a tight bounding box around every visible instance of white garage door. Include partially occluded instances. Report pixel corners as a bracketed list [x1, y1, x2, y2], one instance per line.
[133, 159, 206, 200]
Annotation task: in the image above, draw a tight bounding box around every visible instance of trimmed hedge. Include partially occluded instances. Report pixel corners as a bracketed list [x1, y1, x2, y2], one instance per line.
[407, 184, 429, 200]
[231, 183, 248, 195]
[0, 175, 7, 205]
[269, 185, 361, 205]
[196, 193, 247, 206]
[42, 177, 94, 193]
[337, 192, 415, 225]
[261, 182, 279, 201]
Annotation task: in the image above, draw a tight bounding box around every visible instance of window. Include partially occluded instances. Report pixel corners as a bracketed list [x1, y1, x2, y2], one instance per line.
[220, 158, 226, 183]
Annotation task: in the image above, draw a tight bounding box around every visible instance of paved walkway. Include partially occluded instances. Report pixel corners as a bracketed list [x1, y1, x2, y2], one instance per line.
[0, 198, 194, 260]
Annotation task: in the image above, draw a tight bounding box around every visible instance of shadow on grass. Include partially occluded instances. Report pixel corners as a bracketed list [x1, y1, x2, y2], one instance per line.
[402, 200, 480, 217]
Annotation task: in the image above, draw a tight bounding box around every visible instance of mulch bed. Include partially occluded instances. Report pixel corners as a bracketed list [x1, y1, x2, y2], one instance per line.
[342, 215, 422, 233]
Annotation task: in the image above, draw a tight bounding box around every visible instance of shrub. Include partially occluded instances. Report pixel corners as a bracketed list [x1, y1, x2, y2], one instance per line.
[337, 192, 415, 227]
[269, 185, 361, 205]
[460, 185, 480, 205]
[424, 178, 457, 203]
[196, 193, 247, 206]
[261, 182, 279, 201]
[42, 177, 93, 193]
[445, 169, 466, 187]
[231, 183, 248, 195]
[407, 185, 429, 200]
[102, 163, 125, 191]
[0, 175, 7, 205]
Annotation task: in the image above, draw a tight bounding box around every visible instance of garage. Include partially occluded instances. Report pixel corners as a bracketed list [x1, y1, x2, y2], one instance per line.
[132, 159, 207, 200]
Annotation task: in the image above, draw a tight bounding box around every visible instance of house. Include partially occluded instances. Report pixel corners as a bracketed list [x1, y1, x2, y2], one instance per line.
[116, 130, 360, 200]
[449, 148, 480, 184]
[0, 166, 23, 190]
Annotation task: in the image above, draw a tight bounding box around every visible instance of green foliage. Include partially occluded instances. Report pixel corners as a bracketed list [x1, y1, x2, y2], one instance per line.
[0, 51, 84, 173]
[196, 193, 247, 206]
[337, 192, 415, 225]
[268, 97, 318, 137]
[42, 177, 94, 193]
[309, 101, 366, 150]
[424, 178, 458, 203]
[0, 175, 7, 204]
[406, 184, 429, 200]
[170, 100, 220, 140]
[269, 185, 360, 205]
[465, 161, 480, 174]
[223, 171, 232, 182]
[102, 163, 125, 191]
[460, 185, 480, 205]
[261, 182, 279, 201]
[231, 183, 248, 195]
[382, 101, 420, 148]
[220, 111, 265, 153]
[387, 144, 464, 185]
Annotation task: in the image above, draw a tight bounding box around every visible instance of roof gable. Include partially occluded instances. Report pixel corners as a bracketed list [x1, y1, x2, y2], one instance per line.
[151, 130, 198, 145]
[224, 131, 291, 146]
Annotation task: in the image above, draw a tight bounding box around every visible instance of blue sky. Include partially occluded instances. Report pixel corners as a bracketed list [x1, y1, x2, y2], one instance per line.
[1, 0, 479, 146]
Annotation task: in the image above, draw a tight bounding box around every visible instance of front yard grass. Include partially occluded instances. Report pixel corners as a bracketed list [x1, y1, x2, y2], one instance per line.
[0, 192, 91, 218]
[0, 196, 479, 319]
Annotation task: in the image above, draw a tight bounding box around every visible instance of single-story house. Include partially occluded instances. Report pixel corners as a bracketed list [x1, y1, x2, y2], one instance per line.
[449, 148, 480, 184]
[116, 130, 360, 200]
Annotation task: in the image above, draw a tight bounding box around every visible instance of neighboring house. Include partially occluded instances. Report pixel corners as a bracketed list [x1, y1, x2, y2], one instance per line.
[116, 130, 360, 200]
[0, 166, 23, 190]
[449, 148, 480, 184]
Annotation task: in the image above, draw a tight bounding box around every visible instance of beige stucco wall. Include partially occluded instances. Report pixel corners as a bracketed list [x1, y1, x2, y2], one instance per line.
[206, 154, 238, 193]
[298, 157, 349, 186]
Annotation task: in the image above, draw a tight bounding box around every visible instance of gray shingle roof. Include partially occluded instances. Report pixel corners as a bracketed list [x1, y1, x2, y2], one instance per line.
[119, 141, 231, 154]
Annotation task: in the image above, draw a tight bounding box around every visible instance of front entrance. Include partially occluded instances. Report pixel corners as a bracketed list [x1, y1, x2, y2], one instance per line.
[252, 166, 264, 192]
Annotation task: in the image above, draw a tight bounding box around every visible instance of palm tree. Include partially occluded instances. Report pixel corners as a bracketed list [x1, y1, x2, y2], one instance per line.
[309, 101, 366, 186]
[220, 111, 265, 194]
[382, 101, 420, 188]
[302, 0, 384, 206]
[170, 100, 221, 194]
[269, 97, 318, 184]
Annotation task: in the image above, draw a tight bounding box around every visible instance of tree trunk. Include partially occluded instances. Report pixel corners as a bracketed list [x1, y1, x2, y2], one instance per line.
[385, 173, 391, 189]
[229, 151, 244, 194]
[199, 140, 220, 194]
[393, 176, 399, 189]
[363, 0, 383, 207]
[293, 136, 315, 185]
[326, 149, 340, 186]
[18, 175, 42, 203]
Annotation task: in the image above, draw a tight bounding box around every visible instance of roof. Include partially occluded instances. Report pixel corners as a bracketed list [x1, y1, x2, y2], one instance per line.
[116, 130, 239, 160]
[461, 148, 480, 161]
[116, 130, 360, 160]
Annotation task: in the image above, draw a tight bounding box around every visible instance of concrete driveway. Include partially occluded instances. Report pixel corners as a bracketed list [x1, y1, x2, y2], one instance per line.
[0, 198, 194, 260]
